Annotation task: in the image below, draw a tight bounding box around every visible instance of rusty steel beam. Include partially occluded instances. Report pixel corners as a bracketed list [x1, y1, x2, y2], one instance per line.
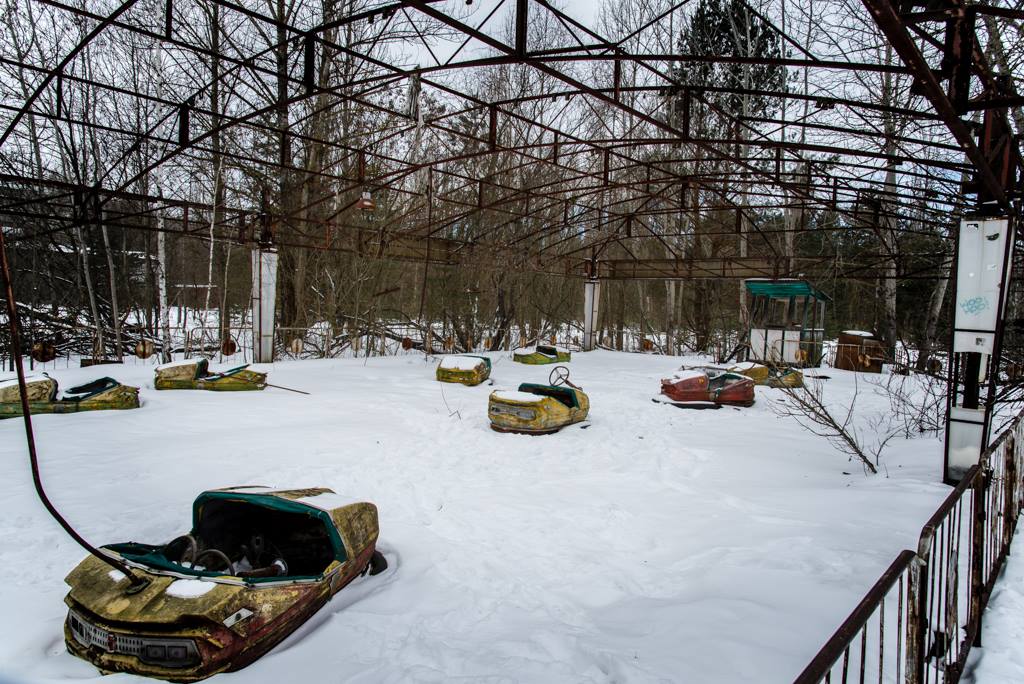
[0, 0, 140, 148]
[861, 0, 1017, 209]
[597, 254, 948, 281]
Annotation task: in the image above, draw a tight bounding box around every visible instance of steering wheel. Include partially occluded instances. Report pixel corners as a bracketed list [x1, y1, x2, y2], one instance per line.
[166, 534, 198, 566]
[548, 365, 579, 389]
[192, 548, 235, 576]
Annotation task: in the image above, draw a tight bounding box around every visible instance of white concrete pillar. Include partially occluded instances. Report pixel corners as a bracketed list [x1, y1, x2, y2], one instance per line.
[251, 246, 278, 363]
[583, 279, 601, 351]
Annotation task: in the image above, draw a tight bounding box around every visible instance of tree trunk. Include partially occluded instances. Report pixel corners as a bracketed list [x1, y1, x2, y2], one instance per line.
[916, 269, 949, 371]
[74, 226, 104, 358]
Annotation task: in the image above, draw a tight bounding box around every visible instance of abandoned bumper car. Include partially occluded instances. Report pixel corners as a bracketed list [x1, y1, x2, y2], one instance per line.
[435, 355, 492, 386]
[488, 365, 589, 434]
[0, 375, 139, 418]
[64, 487, 387, 681]
[656, 368, 755, 408]
[512, 344, 571, 365]
[155, 358, 267, 391]
[711, 361, 804, 388]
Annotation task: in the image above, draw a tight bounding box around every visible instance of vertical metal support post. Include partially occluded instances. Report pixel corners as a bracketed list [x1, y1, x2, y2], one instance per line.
[303, 34, 316, 93]
[515, 0, 528, 57]
[251, 242, 278, 363]
[1004, 443, 1017, 555]
[963, 353, 981, 408]
[681, 89, 691, 141]
[164, 0, 173, 38]
[906, 548, 929, 684]
[488, 105, 497, 150]
[613, 59, 621, 102]
[583, 279, 601, 352]
[178, 100, 190, 147]
[970, 466, 986, 646]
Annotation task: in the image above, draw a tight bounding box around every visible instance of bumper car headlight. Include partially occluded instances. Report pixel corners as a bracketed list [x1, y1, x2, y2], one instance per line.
[67, 610, 200, 669]
[138, 639, 199, 667]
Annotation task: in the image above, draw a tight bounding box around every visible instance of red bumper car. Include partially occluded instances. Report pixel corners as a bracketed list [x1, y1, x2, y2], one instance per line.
[657, 369, 755, 408]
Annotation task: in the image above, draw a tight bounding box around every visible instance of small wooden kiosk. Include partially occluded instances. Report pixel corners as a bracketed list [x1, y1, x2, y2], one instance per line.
[744, 279, 828, 367]
[834, 330, 886, 373]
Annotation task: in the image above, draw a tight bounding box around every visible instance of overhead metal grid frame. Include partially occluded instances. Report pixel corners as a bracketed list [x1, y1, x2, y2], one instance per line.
[0, 0, 1019, 280]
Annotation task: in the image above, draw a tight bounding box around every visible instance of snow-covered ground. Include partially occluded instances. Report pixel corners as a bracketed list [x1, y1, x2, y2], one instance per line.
[963, 539, 1024, 682]
[0, 351, 955, 683]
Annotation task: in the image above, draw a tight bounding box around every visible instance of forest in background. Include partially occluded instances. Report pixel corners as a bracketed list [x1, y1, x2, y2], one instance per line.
[2, 0, 1020, 366]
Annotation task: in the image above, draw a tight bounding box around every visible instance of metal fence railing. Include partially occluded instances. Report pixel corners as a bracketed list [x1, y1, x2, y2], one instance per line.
[795, 409, 1024, 684]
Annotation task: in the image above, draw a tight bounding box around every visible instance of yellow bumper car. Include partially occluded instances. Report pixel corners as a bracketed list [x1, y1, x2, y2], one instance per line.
[63, 487, 387, 681]
[436, 355, 491, 386]
[488, 366, 589, 434]
[710, 361, 804, 389]
[0, 375, 139, 418]
[155, 358, 266, 391]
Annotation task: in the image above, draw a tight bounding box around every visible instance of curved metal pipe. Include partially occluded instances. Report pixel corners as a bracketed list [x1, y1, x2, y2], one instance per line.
[0, 226, 149, 593]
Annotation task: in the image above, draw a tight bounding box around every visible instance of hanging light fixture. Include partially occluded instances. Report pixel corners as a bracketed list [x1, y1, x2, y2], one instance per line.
[356, 190, 376, 211]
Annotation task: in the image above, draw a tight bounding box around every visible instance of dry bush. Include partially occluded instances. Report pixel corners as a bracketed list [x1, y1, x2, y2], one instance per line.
[770, 375, 902, 475]
[866, 371, 946, 439]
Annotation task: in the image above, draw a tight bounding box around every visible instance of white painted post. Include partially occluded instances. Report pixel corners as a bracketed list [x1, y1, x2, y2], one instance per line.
[945, 216, 1015, 483]
[583, 279, 601, 351]
[156, 213, 172, 363]
[251, 245, 278, 363]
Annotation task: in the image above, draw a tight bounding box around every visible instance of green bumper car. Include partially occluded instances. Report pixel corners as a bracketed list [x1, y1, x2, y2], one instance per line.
[155, 358, 266, 391]
[0, 375, 140, 418]
[512, 345, 570, 365]
[63, 486, 388, 682]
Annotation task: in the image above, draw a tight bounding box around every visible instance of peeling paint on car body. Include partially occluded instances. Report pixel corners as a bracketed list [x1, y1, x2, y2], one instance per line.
[63, 487, 382, 682]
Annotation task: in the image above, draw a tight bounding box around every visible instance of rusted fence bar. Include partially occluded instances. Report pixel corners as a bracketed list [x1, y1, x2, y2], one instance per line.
[795, 407, 1024, 684]
[793, 550, 916, 684]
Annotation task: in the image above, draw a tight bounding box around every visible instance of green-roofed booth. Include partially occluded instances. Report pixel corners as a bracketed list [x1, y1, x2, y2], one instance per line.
[744, 278, 829, 367]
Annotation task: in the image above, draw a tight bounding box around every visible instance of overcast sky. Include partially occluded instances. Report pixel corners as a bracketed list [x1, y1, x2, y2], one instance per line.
[553, 0, 602, 27]
[404, 0, 608, 68]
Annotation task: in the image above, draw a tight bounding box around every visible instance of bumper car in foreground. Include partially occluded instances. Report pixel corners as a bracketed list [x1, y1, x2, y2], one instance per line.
[0, 375, 139, 418]
[436, 355, 491, 386]
[657, 369, 755, 408]
[488, 366, 589, 434]
[155, 358, 266, 391]
[512, 345, 571, 365]
[64, 487, 387, 681]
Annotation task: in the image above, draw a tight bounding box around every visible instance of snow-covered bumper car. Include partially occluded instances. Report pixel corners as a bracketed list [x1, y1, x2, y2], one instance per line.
[436, 355, 491, 386]
[764, 367, 804, 388]
[512, 344, 571, 365]
[704, 362, 804, 389]
[488, 366, 589, 434]
[155, 358, 266, 391]
[0, 375, 139, 418]
[63, 487, 387, 682]
[658, 369, 755, 408]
